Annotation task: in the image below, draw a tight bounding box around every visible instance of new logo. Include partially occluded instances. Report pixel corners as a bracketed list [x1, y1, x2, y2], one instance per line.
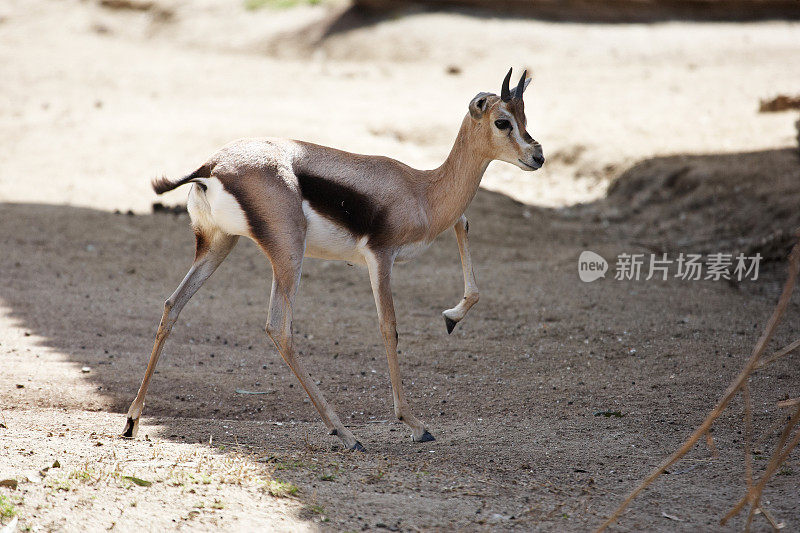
[578, 251, 608, 282]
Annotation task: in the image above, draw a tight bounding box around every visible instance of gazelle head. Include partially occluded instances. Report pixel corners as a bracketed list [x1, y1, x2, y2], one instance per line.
[468, 68, 544, 171]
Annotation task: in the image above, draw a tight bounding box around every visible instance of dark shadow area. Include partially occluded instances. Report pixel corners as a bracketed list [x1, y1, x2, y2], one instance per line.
[578, 147, 800, 262]
[313, 0, 800, 42]
[2, 146, 800, 529]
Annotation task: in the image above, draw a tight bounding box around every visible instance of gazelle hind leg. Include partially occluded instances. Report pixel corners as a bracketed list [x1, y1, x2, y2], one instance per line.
[264, 251, 363, 451]
[123, 231, 238, 437]
[366, 251, 434, 442]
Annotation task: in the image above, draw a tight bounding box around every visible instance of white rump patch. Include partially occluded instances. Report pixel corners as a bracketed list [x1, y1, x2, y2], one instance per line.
[187, 179, 250, 238]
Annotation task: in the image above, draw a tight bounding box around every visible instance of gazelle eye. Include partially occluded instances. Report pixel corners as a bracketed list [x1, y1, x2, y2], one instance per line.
[494, 119, 511, 130]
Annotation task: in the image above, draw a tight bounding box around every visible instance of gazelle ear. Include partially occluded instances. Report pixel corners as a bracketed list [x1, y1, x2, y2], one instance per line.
[469, 92, 493, 120]
[522, 77, 532, 93]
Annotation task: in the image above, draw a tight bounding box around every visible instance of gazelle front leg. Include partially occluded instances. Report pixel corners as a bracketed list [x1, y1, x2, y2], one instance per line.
[366, 251, 434, 443]
[442, 216, 480, 334]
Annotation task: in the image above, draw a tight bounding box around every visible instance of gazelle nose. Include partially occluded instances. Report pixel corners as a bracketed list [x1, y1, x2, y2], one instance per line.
[533, 153, 545, 166]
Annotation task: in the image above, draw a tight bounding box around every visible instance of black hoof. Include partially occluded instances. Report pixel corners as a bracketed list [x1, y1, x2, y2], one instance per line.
[350, 441, 366, 452]
[444, 316, 457, 335]
[121, 417, 137, 438]
[415, 430, 436, 443]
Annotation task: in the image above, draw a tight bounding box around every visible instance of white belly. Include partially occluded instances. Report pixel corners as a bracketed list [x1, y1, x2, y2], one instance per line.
[302, 201, 366, 264]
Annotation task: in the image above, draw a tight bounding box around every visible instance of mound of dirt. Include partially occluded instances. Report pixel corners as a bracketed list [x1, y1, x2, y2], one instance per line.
[590, 147, 800, 261]
[759, 94, 800, 113]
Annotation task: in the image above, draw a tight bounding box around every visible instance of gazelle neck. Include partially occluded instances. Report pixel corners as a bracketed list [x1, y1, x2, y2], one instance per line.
[424, 115, 491, 237]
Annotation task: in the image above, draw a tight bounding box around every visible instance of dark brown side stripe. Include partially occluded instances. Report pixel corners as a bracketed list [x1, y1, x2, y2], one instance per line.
[296, 171, 387, 243]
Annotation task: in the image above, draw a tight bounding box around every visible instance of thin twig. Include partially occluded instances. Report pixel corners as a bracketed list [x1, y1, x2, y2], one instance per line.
[596, 242, 800, 533]
[745, 501, 758, 532]
[755, 337, 800, 370]
[745, 426, 800, 532]
[743, 382, 753, 491]
[760, 506, 784, 530]
[722, 405, 800, 525]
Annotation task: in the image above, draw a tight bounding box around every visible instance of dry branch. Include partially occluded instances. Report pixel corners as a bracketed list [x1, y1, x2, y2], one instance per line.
[722, 405, 800, 526]
[743, 382, 753, 491]
[777, 398, 799, 408]
[755, 337, 800, 370]
[596, 238, 800, 532]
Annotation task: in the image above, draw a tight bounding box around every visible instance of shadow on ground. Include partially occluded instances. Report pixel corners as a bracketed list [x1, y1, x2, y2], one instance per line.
[2, 147, 799, 530]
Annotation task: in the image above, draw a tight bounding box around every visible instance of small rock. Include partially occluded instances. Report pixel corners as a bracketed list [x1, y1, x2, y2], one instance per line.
[81, 366, 91, 373]
[0, 478, 18, 489]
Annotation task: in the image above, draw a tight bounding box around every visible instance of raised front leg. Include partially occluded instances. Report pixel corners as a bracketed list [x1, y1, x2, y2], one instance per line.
[366, 251, 434, 443]
[442, 216, 480, 334]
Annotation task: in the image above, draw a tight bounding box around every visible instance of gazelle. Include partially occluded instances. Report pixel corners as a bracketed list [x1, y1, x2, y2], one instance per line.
[123, 68, 544, 450]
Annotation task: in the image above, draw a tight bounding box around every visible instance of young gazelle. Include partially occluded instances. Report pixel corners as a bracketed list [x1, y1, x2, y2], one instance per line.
[123, 68, 543, 450]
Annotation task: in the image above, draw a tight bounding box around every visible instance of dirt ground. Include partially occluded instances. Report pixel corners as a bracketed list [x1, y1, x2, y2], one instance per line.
[1, 1, 800, 531]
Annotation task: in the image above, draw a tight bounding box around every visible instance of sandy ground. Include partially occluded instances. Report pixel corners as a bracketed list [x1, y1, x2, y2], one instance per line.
[1, 0, 800, 531]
